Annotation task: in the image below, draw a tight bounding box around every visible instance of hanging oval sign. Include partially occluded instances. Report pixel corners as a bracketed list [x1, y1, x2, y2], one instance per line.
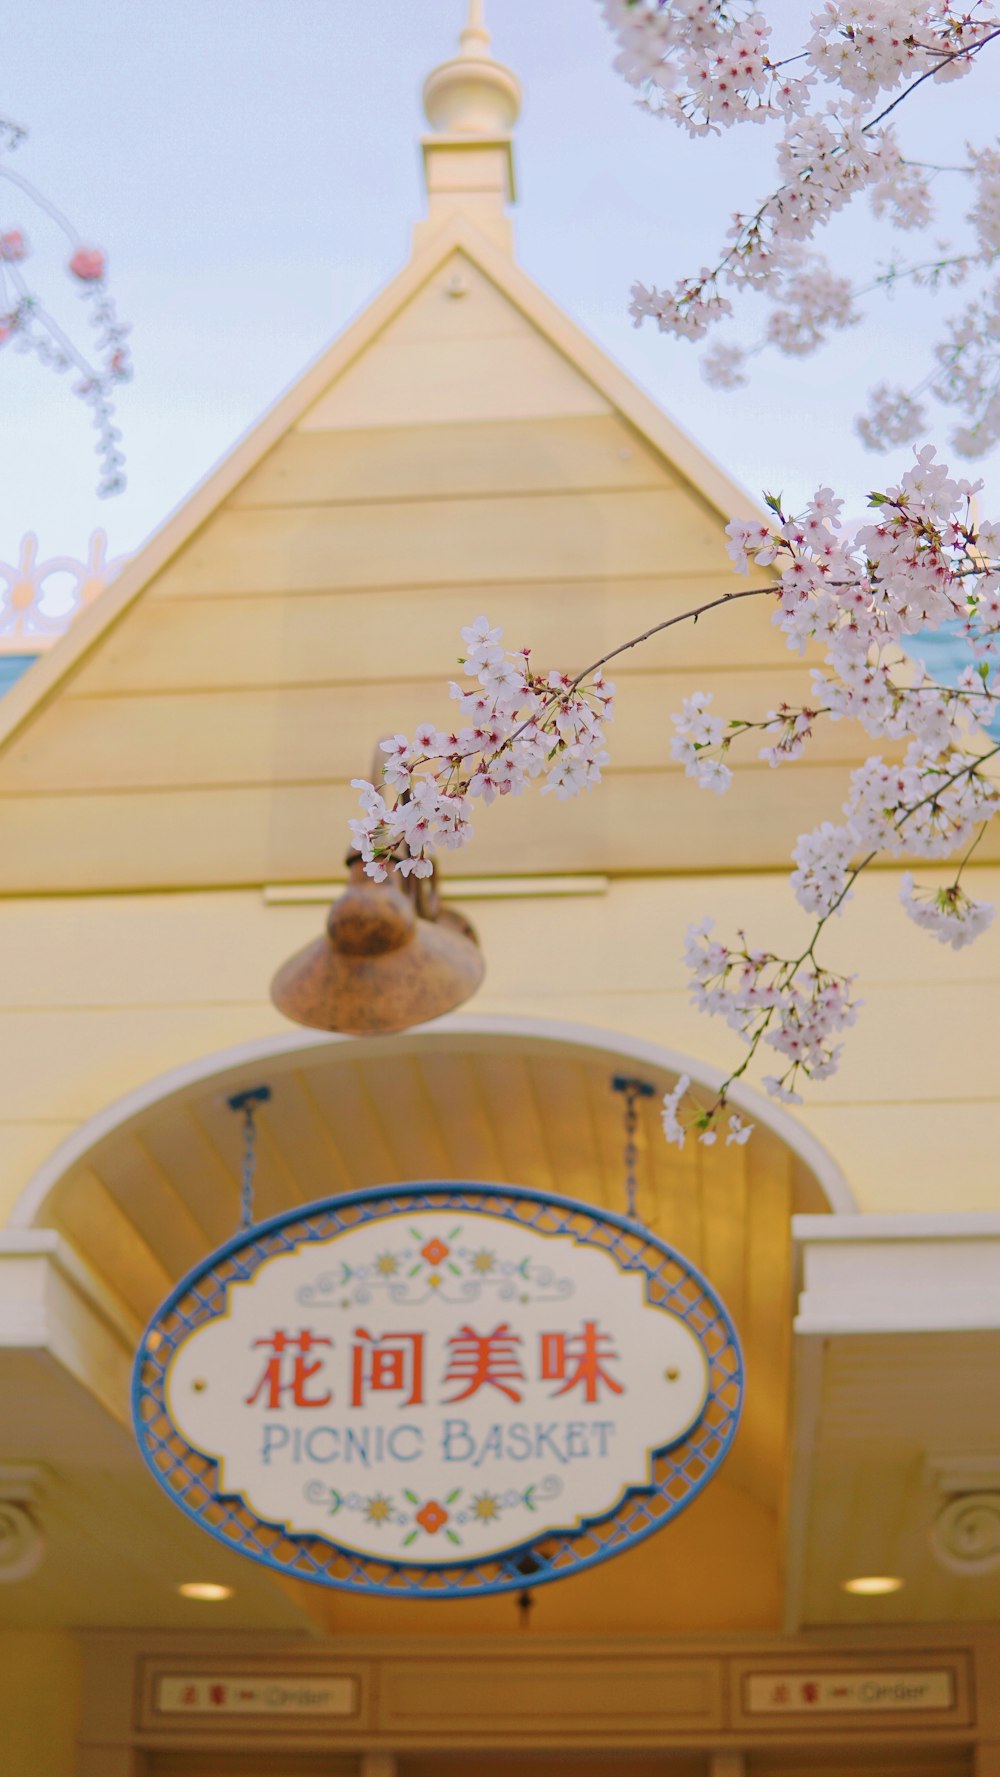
[133, 1183, 743, 1598]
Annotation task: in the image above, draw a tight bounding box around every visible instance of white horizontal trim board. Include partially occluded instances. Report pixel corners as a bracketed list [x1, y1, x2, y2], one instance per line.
[262, 876, 610, 904]
[794, 1212, 1000, 1333]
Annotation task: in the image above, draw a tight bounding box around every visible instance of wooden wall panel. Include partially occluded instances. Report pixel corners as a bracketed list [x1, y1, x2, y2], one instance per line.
[0, 668, 870, 794]
[411, 1051, 508, 1182]
[229, 415, 674, 508]
[1, 765, 997, 893]
[149, 1759, 357, 1777]
[379, 253, 543, 342]
[296, 1062, 410, 1189]
[258, 1071, 356, 1201]
[377, 1652, 724, 1736]
[69, 576, 779, 696]
[148, 490, 728, 599]
[0, 1005, 281, 1120]
[297, 333, 611, 429]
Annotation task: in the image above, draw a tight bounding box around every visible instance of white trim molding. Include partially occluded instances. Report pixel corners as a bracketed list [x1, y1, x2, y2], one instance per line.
[0, 1463, 47, 1584]
[0, 531, 129, 655]
[9, 1012, 856, 1230]
[785, 1212, 1000, 1631]
[793, 1212, 1000, 1335]
[0, 1229, 138, 1423]
[932, 1493, 1000, 1577]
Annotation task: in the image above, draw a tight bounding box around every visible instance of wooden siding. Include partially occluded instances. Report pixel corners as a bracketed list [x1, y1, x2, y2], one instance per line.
[0, 670, 875, 794]
[146, 488, 728, 598]
[68, 576, 779, 695]
[0, 242, 888, 891]
[0, 765, 934, 894]
[230, 414, 676, 507]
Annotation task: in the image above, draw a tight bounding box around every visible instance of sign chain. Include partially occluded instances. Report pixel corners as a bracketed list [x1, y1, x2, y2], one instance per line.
[227, 1085, 271, 1231]
[611, 1075, 655, 1222]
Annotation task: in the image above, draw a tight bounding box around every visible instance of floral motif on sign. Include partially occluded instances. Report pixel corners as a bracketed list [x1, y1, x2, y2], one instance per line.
[304, 1474, 563, 1549]
[297, 1222, 575, 1309]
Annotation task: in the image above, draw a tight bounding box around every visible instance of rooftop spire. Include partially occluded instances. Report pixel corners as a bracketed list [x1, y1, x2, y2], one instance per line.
[422, 0, 521, 139]
[416, 2, 521, 252]
[460, 0, 490, 57]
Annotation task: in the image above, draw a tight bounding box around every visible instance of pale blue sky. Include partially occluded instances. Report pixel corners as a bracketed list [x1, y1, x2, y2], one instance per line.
[1, 0, 997, 565]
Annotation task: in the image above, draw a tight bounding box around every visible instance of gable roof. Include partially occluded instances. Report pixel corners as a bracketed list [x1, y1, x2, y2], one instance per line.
[0, 217, 762, 757]
[0, 215, 859, 894]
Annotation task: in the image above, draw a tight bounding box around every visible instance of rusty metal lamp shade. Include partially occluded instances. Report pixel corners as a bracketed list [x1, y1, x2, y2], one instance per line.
[270, 858, 484, 1036]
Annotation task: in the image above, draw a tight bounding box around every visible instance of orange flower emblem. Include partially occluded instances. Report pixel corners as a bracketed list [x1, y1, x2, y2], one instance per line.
[420, 1238, 450, 1267]
[415, 1499, 448, 1535]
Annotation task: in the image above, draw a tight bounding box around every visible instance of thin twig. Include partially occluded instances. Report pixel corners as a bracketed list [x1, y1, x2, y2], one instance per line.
[505, 584, 774, 749]
[704, 742, 1000, 1115]
[866, 26, 1000, 132]
[954, 818, 989, 885]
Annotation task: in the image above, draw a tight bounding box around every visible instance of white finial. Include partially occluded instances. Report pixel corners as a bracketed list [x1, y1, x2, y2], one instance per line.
[416, 1, 521, 251]
[460, 0, 490, 56]
[422, 1, 521, 137]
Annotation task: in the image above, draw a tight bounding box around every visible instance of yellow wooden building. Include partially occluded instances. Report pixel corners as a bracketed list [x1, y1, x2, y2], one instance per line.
[2, 8, 1000, 1775]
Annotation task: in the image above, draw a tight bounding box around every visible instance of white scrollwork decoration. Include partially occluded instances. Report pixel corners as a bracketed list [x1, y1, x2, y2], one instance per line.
[0, 531, 129, 651]
[931, 1492, 1000, 1577]
[0, 1500, 45, 1583]
[296, 1230, 576, 1312]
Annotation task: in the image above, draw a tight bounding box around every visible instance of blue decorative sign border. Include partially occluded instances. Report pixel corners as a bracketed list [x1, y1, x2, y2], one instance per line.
[132, 1182, 743, 1599]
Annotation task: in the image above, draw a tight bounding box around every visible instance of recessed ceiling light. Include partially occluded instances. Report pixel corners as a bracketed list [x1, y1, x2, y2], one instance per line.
[842, 1575, 904, 1596]
[178, 1582, 233, 1601]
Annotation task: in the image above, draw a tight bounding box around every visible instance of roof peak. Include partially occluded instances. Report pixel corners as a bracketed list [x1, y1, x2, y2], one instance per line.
[417, 4, 522, 251]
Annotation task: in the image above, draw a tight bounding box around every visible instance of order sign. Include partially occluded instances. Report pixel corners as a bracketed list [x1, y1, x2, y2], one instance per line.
[134, 1184, 742, 1597]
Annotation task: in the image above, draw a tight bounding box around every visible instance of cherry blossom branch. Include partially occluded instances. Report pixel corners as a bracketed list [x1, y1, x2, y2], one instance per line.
[856, 255, 973, 299]
[351, 585, 775, 879]
[504, 584, 773, 750]
[952, 815, 989, 883]
[609, 3, 1000, 455]
[655, 458, 1000, 1139]
[355, 440, 1000, 1147]
[672, 738, 1000, 1141]
[865, 24, 1000, 130]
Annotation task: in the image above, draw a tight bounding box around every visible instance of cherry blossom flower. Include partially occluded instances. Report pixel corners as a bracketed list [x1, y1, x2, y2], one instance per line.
[661, 1074, 691, 1149]
[681, 917, 861, 1112]
[900, 871, 997, 946]
[350, 619, 614, 881]
[702, 339, 749, 388]
[602, 1, 1000, 453]
[856, 382, 929, 450]
[362, 446, 1000, 1133]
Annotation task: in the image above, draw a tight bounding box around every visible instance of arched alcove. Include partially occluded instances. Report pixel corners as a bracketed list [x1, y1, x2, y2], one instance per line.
[13, 1013, 852, 1635]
